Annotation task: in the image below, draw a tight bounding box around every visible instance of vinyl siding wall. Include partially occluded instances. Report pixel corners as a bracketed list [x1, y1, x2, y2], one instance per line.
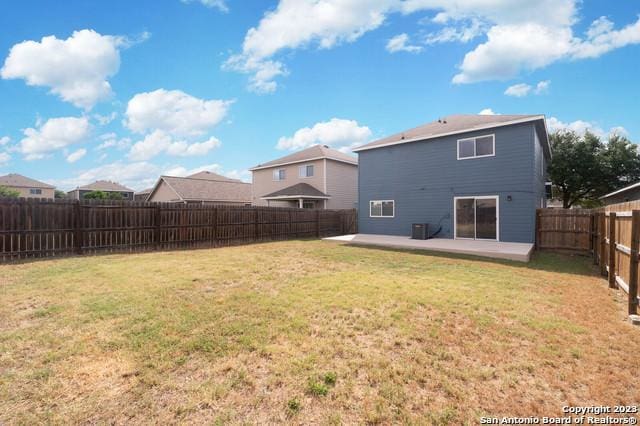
[251, 160, 325, 206]
[147, 181, 182, 202]
[8, 186, 55, 199]
[325, 160, 358, 209]
[358, 122, 546, 243]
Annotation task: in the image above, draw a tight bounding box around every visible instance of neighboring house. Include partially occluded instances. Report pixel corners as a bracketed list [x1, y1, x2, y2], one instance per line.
[67, 180, 135, 200]
[0, 173, 55, 198]
[353, 114, 550, 244]
[134, 188, 153, 202]
[600, 182, 640, 205]
[146, 171, 252, 205]
[250, 144, 358, 209]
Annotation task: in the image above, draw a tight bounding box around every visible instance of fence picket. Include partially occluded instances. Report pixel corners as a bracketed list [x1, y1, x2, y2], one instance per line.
[0, 198, 356, 261]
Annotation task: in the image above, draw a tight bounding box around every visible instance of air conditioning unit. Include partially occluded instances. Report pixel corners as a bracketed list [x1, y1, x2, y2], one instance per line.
[411, 223, 429, 240]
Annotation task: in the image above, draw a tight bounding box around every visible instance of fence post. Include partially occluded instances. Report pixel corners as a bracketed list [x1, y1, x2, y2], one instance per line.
[254, 208, 259, 240]
[316, 209, 320, 238]
[590, 213, 596, 264]
[73, 201, 83, 255]
[599, 213, 607, 276]
[213, 207, 218, 246]
[608, 212, 617, 288]
[535, 209, 541, 250]
[628, 210, 640, 315]
[154, 204, 161, 250]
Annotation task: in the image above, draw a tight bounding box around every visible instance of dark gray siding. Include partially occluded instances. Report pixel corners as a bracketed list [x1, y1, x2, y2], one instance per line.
[358, 122, 546, 243]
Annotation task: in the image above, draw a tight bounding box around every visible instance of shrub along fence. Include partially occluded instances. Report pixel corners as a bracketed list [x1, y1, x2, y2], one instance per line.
[0, 198, 357, 262]
[536, 201, 640, 316]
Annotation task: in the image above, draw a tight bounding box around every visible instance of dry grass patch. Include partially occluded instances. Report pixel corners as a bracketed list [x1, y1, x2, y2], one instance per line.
[0, 240, 638, 424]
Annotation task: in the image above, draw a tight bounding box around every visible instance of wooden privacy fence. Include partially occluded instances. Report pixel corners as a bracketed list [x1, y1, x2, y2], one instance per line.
[0, 198, 357, 262]
[536, 209, 593, 251]
[593, 201, 640, 316]
[536, 202, 640, 316]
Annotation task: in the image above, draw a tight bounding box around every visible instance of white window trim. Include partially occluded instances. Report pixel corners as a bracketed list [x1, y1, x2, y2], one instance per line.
[456, 134, 495, 160]
[272, 168, 286, 181]
[453, 195, 499, 241]
[369, 200, 395, 218]
[298, 164, 314, 178]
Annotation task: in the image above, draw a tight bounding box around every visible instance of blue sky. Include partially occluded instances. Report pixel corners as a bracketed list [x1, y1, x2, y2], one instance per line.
[0, 0, 639, 191]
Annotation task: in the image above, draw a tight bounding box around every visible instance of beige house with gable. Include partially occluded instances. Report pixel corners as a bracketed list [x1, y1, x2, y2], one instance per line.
[250, 145, 358, 209]
[0, 173, 55, 198]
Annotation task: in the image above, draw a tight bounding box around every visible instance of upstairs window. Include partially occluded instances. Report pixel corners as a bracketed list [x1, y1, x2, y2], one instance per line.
[370, 200, 394, 218]
[457, 134, 495, 160]
[273, 169, 286, 181]
[299, 164, 314, 178]
[30, 188, 42, 195]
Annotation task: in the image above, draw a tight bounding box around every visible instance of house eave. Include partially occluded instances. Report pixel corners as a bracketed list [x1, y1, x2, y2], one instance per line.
[249, 156, 357, 171]
[353, 115, 548, 153]
[261, 195, 331, 200]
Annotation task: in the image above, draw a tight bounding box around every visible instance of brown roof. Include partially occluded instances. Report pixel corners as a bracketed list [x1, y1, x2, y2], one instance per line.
[78, 180, 134, 192]
[135, 187, 154, 195]
[353, 114, 546, 152]
[0, 173, 54, 189]
[262, 183, 329, 199]
[250, 144, 357, 170]
[187, 171, 241, 182]
[160, 176, 251, 202]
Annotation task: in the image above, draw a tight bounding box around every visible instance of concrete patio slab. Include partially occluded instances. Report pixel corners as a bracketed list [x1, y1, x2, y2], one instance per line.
[322, 233, 533, 262]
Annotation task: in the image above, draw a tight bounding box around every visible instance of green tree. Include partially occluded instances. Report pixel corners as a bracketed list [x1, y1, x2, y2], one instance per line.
[83, 190, 124, 200]
[54, 190, 66, 199]
[548, 131, 605, 208]
[548, 130, 640, 208]
[600, 133, 640, 192]
[0, 185, 20, 198]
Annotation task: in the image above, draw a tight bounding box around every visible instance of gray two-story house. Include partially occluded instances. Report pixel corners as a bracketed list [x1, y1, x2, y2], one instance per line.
[353, 114, 550, 244]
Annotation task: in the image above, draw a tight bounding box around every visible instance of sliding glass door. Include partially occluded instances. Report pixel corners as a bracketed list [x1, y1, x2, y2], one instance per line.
[454, 196, 498, 241]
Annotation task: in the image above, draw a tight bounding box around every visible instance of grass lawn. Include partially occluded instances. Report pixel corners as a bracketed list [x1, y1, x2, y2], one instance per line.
[1, 240, 638, 424]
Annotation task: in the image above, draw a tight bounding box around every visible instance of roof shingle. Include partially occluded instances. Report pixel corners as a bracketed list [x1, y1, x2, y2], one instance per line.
[353, 114, 544, 151]
[78, 180, 134, 192]
[262, 183, 329, 198]
[161, 176, 251, 203]
[250, 145, 357, 170]
[0, 173, 55, 189]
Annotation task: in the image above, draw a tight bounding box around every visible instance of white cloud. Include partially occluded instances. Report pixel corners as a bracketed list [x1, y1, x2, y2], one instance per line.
[386, 33, 422, 53]
[180, 0, 228, 12]
[128, 130, 221, 161]
[54, 161, 160, 191]
[547, 117, 628, 139]
[164, 163, 251, 182]
[94, 112, 117, 125]
[504, 80, 550, 97]
[125, 89, 232, 137]
[225, 1, 640, 89]
[166, 136, 221, 157]
[453, 14, 640, 83]
[97, 133, 131, 151]
[424, 18, 485, 44]
[276, 118, 372, 152]
[504, 83, 531, 97]
[453, 23, 573, 83]
[534, 80, 550, 94]
[0, 152, 10, 166]
[66, 148, 87, 163]
[224, 0, 393, 93]
[478, 108, 497, 115]
[19, 116, 91, 160]
[1, 30, 127, 110]
[0, 136, 10, 146]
